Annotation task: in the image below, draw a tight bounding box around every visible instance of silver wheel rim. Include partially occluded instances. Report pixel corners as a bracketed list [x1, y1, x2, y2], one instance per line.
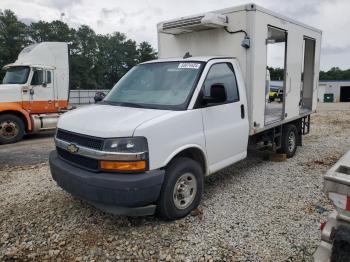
[173, 173, 197, 210]
[288, 131, 296, 152]
[0, 120, 19, 140]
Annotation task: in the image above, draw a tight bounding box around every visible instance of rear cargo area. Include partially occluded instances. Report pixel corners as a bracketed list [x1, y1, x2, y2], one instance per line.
[157, 3, 322, 135]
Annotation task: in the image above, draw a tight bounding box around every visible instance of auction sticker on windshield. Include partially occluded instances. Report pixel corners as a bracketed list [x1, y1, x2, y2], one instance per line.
[178, 63, 201, 69]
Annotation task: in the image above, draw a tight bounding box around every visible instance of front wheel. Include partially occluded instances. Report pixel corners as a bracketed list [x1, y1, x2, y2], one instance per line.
[156, 157, 204, 220]
[0, 114, 25, 144]
[277, 124, 298, 158]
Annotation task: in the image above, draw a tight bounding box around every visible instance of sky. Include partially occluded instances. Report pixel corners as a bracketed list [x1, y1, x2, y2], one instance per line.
[1, 0, 349, 70]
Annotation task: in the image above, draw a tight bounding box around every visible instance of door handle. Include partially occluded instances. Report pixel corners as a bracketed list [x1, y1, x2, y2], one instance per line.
[286, 77, 292, 96]
[240, 104, 245, 119]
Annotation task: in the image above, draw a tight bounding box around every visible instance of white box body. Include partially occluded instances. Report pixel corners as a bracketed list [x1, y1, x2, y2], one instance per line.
[158, 3, 322, 135]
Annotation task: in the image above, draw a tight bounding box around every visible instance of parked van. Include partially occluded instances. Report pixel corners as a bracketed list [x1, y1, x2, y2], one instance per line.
[49, 4, 321, 220]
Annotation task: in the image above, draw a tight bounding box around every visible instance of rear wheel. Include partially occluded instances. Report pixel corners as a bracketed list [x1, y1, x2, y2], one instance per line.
[331, 225, 350, 262]
[277, 124, 298, 158]
[156, 157, 203, 220]
[0, 114, 25, 144]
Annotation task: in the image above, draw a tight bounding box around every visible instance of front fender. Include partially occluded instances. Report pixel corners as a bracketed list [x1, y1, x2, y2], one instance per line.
[163, 144, 208, 175]
[0, 102, 32, 130]
[133, 109, 206, 172]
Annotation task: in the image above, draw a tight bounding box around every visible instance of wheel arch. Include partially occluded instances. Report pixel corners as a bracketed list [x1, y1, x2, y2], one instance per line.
[164, 145, 208, 176]
[0, 109, 32, 132]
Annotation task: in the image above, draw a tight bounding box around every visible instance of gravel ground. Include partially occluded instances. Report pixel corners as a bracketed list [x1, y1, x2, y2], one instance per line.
[0, 131, 54, 169]
[0, 103, 349, 261]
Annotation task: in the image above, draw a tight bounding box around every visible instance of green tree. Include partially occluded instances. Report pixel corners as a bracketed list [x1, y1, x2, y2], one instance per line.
[95, 32, 139, 89]
[29, 20, 75, 42]
[0, 10, 30, 79]
[319, 67, 350, 81]
[70, 25, 98, 89]
[267, 66, 284, 81]
[137, 41, 157, 63]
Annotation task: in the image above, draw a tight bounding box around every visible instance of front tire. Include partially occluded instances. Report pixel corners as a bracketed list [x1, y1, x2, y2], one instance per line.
[0, 114, 25, 144]
[277, 124, 298, 158]
[156, 157, 204, 220]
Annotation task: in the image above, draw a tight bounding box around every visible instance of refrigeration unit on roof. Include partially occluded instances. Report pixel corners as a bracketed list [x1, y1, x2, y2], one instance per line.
[159, 13, 228, 35]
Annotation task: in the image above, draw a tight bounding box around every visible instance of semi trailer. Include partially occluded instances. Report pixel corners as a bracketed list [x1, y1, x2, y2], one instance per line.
[49, 4, 322, 220]
[0, 42, 69, 144]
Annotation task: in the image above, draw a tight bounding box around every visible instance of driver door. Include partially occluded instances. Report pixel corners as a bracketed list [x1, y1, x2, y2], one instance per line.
[23, 68, 56, 113]
[200, 60, 249, 173]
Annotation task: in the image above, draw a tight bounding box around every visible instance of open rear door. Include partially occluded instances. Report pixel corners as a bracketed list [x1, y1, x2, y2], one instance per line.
[264, 26, 287, 125]
[300, 37, 316, 114]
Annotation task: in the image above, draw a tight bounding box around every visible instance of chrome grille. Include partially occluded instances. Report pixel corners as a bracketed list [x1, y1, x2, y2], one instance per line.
[56, 129, 104, 151]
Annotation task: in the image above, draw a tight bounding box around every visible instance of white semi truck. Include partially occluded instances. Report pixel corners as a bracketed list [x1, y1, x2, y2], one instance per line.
[50, 4, 322, 220]
[0, 42, 69, 144]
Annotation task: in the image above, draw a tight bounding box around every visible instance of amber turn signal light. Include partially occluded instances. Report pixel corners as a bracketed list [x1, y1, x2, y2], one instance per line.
[100, 160, 146, 171]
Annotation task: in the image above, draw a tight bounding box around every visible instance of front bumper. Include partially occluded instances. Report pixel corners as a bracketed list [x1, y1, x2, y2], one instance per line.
[49, 150, 165, 216]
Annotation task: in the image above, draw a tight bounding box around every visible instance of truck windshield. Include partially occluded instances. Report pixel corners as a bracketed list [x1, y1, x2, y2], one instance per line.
[3, 66, 30, 84]
[104, 61, 204, 110]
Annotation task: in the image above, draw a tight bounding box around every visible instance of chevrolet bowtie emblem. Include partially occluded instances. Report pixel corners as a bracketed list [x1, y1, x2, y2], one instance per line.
[67, 143, 79, 154]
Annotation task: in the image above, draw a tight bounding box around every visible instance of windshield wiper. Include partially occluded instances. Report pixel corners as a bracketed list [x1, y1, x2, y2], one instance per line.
[120, 102, 145, 108]
[104, 100, 145, 108]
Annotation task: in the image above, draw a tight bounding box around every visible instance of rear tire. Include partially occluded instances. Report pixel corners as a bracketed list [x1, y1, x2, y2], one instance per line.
[277, 124, 298, 158]
[0, 114, 25, 144]
[156, 157, 204, 220]
[331, 225, 350, 262]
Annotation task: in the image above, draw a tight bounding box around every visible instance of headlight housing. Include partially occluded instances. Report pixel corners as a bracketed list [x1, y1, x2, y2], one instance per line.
[103, 137, 148, 154]
[101, 137, 148, 172]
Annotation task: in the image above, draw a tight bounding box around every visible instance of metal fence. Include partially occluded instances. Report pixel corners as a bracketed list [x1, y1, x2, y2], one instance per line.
[69, 89, 110, 104]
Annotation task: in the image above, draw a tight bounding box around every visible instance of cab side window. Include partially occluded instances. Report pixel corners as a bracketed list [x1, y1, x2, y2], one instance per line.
[46, 71, 52, 84]
[31, 70, 44, 85]
[203, 63, 239, 103]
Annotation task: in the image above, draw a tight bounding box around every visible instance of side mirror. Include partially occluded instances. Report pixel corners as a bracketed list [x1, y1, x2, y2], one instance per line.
[202, 84, 227, 104]
[94, 91, 106, 103]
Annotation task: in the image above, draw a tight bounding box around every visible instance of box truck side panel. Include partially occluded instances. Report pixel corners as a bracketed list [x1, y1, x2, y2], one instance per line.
[250, 10, 321, 134]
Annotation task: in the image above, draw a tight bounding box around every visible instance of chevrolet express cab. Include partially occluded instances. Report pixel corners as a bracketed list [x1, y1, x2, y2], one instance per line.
[50, 4, 321, 220]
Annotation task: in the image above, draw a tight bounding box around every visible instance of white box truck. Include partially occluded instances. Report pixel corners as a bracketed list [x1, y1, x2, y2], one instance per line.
[0, 42, 70, 144]
[49, 4, 322, 220]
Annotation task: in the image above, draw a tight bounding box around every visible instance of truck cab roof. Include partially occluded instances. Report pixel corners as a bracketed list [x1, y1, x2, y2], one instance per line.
[3, 63, 56, 70]
[141, 56, 235, 64]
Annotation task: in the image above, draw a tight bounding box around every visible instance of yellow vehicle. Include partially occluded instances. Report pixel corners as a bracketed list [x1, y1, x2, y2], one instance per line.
[269, 88, 283, 102]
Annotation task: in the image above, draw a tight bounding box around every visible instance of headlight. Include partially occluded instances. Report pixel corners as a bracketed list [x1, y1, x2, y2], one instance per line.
[101, 137, 148, 172]
[103, 137, 148, 154]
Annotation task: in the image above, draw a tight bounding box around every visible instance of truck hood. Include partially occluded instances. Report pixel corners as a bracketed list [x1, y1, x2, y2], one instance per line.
[0, 84, 23, 102]
[58, 104, 173, 138]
